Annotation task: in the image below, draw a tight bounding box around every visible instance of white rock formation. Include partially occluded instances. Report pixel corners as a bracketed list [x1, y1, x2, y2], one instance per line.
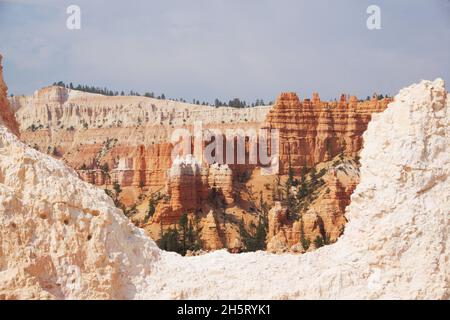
[0, 77, 448, 299]
[13, 86, 271, 132]
[0, 130, 161, 299]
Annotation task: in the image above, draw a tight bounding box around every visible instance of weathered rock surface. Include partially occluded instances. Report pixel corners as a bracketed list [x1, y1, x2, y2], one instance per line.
[0, 55, 19, 136]
[266, 158, 360, 252]
[0, 125, 163, 299]
[265, 92, 390, 174]
[13, 86, 270, 132]
[14, 86, 268, 217]
[150, 157, 233, 247]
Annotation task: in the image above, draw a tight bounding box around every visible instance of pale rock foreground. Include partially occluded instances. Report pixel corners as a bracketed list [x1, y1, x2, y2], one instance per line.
[0, 125, 161, 299]
[0, 79, 449, 299]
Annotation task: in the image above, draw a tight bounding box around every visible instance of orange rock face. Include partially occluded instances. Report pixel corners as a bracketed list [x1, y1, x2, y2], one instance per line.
[0, 55, 19, 136]
[153, 158, 234, 226]
[266, 157, 361, 252]
[201, 210, 224, 250]
[265, 92, 390, 174]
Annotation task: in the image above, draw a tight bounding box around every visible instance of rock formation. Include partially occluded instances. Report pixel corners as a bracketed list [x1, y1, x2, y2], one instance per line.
[13, 86, 269, 133]
[0, 59, 160, 299]
[0, 128, 162, 299]
[265, 92, 390, 174]
[12, 84, 390, 252]
[167, 155, 203, 215]
[0, 55, 19, 136]
[0, 46, 448, 299]
[13, 86, 267, 212]
[139, 78, 449, 299]
[200, 210, 224, 251]
[151, 157, 234, 239]
[265, 156, 360, 252]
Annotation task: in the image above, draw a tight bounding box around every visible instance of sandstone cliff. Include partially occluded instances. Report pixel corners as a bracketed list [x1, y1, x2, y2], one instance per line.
[13, 84, 390, 253]
[265, 92, 390, 174]
[0, 55, 19, 136]
[14, 85, 269, 136]
[266, 157, 360, 252]
[14, 86, 268, 204]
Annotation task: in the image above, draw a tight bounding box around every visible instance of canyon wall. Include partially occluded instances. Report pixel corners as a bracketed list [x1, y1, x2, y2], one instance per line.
[266, 160, 359, 253]
[12, 84, 390, 251]
[14, 85, 269, 191]
[265, 92, 390, 174]
[0, 55, 19, 136]
[13, 86, 269, 135]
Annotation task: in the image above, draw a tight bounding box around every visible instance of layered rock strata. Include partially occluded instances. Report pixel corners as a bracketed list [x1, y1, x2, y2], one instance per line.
[265, 92, 390, 174]
[12, 71, 389, 253]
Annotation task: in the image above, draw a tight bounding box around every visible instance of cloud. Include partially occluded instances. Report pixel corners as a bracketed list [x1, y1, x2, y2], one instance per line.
[0, 0, 449, 102]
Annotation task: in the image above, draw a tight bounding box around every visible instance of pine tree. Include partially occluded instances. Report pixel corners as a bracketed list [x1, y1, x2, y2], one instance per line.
[179, 213, 188, 254]
[145, 197, 156, 223]
[300, 216, 310, 250]
[158, 227, 181, 253]
[186, 220, 195, 249]
[314, 235, 324, 248]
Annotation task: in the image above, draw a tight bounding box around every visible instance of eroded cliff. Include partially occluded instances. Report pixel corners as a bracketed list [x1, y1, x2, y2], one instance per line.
[0, 55, 19, 136]
[13, 82, 391, 252]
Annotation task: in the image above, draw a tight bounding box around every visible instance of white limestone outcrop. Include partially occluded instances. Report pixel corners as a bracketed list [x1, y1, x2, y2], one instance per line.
[0, 129, 160, 299]
[13, 86, 270, 132]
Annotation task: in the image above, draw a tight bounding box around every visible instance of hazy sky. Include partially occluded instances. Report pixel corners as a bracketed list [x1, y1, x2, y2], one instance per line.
[0, 0, 449, 102]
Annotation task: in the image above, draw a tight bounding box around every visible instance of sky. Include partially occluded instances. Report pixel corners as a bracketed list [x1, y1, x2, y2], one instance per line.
[0, 0, 449, 103]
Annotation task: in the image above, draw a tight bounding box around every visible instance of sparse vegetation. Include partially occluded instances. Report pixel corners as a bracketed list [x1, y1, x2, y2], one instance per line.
[207, 187, 226, 209]
[52, 81, 272, 107]
[157, 214, 203, 256]
[300, 216, 310, 251]
[238, 216, 267, 252]
[144, 193, 162, 223]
